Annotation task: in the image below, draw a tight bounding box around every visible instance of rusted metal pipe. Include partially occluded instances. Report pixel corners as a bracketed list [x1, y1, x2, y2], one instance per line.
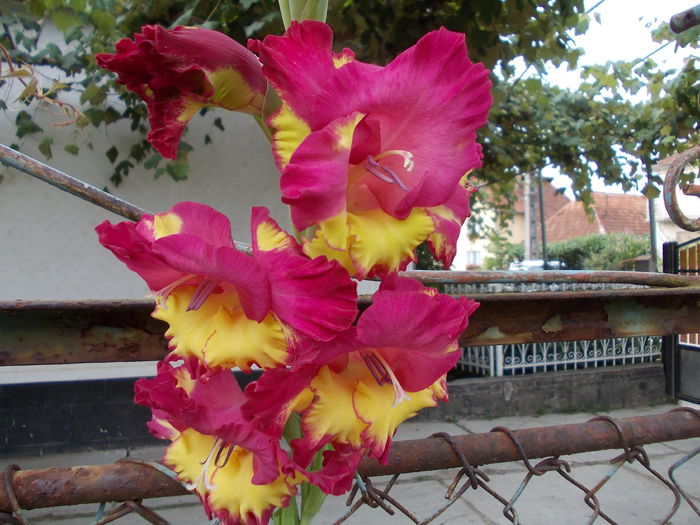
[0, 144, 150, 222]
[360, 409, 700, 476]
[0, 410, 697, 511]
[401, 270, 699, 288]
[670, 4, 700, 33]
[663, 145, 700, 232]
[1, 285, 699, 365]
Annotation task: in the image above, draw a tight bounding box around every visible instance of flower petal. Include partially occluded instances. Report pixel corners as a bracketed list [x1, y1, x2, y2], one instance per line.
[281, 113, 364, 232]
[154, 287, 288, 371]
[251, 207, 358, 341]
[357, 282, 479, 391]
[164, 429, 302, 525]
[250, 21, 360, 126]
[97, 25, 266, 158]
[152, 236, 271, 321]
[426, 183, 474, 268]
[96, 202, 237, 293]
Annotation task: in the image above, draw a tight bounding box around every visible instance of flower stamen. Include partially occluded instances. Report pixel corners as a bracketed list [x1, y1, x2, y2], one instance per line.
[360, 351, 411, 407]
[154, 273, 197, 308]
[184, 438, 221, 491]
[360, 351, 392, 385]
[364, 150, 414, 192]
[186, 279, 221, 311]
[214, 443, 236, 468]
[374, 150, 415, 171]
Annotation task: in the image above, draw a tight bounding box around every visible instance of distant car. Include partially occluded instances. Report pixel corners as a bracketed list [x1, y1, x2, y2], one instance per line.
[508, 259, 566, 271]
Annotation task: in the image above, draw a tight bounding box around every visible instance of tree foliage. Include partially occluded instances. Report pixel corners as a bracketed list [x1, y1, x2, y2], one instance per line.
[1, 0, 698, 211]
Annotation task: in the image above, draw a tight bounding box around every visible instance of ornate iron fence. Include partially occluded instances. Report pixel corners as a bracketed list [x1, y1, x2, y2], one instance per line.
[459, 336, 662, 377]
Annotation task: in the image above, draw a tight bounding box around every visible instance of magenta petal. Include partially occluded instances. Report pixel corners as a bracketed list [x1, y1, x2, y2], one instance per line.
[250, 21, 361, 125]
[251, 208, 358, 340]
[152, 236, 271, 321]
[97, 202, 237, 293]
[357, 285, 478, 391]
[242, 365, 319, 434]
[426, 184, 474, 268]
[166, 202, 235, 248]
[97, 25, 265, 158]
[96, 220, 183, 291]
[292, 27, 492, 216]
[302, 443, 365, 496]
[136, 359, 285, 485]
[281, 115, 360, 231]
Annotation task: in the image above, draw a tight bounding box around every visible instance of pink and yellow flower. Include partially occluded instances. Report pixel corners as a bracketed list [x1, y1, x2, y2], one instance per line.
[250, 21, 492, 277]
[246, 276, 479, 494]
[96, 202, 357, 370]
[135, 358, 305, 525]
[97, 25, 267, 159]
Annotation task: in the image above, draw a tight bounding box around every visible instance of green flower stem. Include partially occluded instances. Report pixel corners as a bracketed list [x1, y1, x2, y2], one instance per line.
[278, 0, 328, 27]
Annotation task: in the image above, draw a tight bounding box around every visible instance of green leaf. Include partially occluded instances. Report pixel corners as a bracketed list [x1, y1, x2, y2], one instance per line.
[272, 496, 300, 525]
[166, 162, 189, 181]
[106, 145, 118, 164]
[169, 5, 196, 28]
[64, 144, 79, 155]
[83, 107, 105, 127]
[81, 83, 107, 105]
[15, 111, 42, 138]
[90, 9, 116, 32]
[51, 8, 81, 32]
[144, 153, 161, 169]
[38, 136, 53, 158]
[103, 106, 121, 125]
[643, 185, 660, 199]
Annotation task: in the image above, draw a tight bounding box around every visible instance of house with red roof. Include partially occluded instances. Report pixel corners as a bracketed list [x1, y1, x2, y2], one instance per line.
[545, 192, 649, 243]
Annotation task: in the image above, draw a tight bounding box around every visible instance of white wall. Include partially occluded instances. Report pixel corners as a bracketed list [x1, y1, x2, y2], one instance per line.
[0, 101, 289, 301]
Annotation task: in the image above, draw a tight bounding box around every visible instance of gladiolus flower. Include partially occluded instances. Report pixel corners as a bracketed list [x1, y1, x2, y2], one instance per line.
[96, 202, 357, 370]
[135, 358, 305, 525]
[246, 276, 478, 494]
[250, 21, 492, 277]
[97, 25, 267, 159]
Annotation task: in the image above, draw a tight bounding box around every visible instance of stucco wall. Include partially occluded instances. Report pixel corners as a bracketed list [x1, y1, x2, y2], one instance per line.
[0, 106, 289, 301]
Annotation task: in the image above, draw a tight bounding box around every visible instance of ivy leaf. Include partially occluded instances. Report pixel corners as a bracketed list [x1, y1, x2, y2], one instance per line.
[166, 163, 189, 181]
[643, 184, 660, 199]
[38, 136, 53, 159]
[83, 107, 105, 127]
[169, 5, 196, 28]
[51, 8, 81, 32]
[144, 154, 161, 170]
[15, 111, 42, 138]
[106, 146, 118, 164]
[64, 144, 79, 155]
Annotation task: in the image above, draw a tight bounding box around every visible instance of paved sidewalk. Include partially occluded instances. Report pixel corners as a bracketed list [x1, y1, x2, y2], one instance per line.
[4, 403, 698, 524]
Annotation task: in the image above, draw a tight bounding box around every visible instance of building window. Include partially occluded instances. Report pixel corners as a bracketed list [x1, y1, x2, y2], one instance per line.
[466, 250, 482, 266]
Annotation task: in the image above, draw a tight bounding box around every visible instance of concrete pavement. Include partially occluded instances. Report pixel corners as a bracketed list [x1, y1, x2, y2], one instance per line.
[4, 403, 698, 524]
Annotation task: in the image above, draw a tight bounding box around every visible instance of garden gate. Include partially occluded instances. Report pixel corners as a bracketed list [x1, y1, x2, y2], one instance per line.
[663, 235, 700, 403]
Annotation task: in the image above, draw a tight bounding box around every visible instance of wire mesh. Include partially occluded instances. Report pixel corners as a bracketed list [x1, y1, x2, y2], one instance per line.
[0, 409, 697, 524]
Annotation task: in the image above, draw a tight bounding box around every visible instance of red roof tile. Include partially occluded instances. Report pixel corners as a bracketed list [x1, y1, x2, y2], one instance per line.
[513, 178, 571, 219]
[545, 192, 649, 243]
